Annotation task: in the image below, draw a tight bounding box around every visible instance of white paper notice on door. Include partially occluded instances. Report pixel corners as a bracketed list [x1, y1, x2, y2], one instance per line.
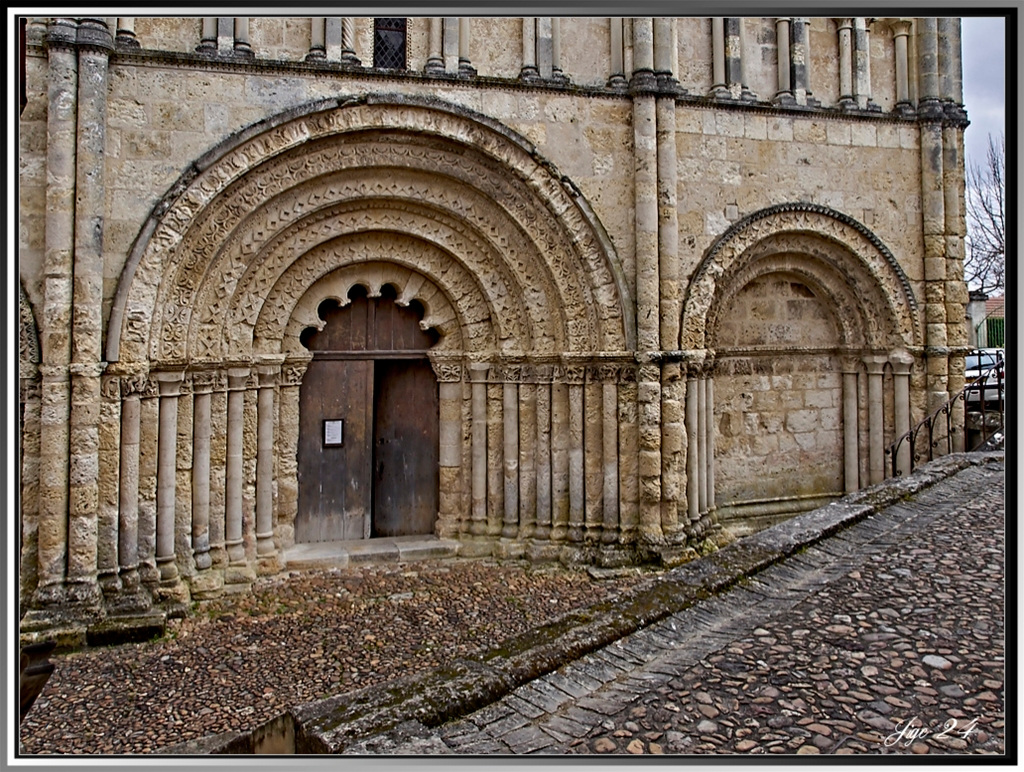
[323, 419, 344, 447]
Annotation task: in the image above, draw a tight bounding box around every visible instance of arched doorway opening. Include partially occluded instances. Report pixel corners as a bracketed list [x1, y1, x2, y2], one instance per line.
[296, 284, 440, 543]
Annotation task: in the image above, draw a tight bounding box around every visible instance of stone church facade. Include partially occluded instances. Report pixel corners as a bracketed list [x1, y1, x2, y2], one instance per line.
[18, 16, 969, 633]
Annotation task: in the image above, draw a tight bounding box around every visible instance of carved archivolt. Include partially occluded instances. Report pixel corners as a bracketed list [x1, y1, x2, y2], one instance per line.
[109, 97, 631, 367]
[19, 282, 40, 371]
[682, 203, 920, 351]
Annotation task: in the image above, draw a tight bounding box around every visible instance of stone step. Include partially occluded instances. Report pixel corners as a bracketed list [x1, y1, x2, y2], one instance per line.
[283, 536, 461, 570]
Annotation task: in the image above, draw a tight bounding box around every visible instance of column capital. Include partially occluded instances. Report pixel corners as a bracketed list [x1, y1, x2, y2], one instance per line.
[153, 369, 185, 396]
[863, 353, 888, 374]
[889, 348, 915, 375]
[226, 367, 250, 390]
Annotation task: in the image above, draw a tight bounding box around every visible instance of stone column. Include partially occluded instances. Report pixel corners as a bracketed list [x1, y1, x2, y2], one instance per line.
[890, 351, 914, 476]
[115, 18, 138, 47]
[660, 362, 683, 540]
[469, 363, 489, 536]
[552, 18, 565, 81]
[520, 18, 538, 79]
[836, 18, 854, 106]
[233, 17, 253, 57]
[307, 18, 326, 60]
[773, 18, 793, 104]
[601, 372, 620, 544]
[502, 372, 520, 539]
[197, 17, 217, 52]
[432, 359, 464, 539]
[697, 372, 708, 514]
[841, 358, 860, 492]
[891, 19, 913, 110]
[864, 355, 887, 485]
[217, 17, 233, 54]
[458, 17, 474, 75]
[567, 367, 585, 543]
[96, 374, 122, 599]
[653, 17, 673, 79]
[426, 17, 444, 74]
[113, 376, 151, 612]
[637, 363, 662, 545]
[705, 374, 716, 517]
[155, 371, 184, 588]
[224, 368, 249, 566]
[710, 18, 726, 95]
[685, 368, 700, 527]
[517, 369, 537, 540]
[723, 18, 752, 99]
[632, 17, 654, 78]
[617, 366, 639, 544]
[66, 17, 113, 610]
[853, 18, 874, 109]
[609, 18, 626, 88]
[191, 374, 213, 572]
[33, 19, 79, 611]
[276, 360, 308, 554]
[255, 364, 279, 568]
[137, 382, 160, 590]
[486, 378, 504, 536]
[584, 369, 604, 541]
[534, 366, 553, 541]
[790, 17, 811, 105]
[550, 373, 570, 542]
[341, 18, 358, 64]
[657, 95, 679, 349]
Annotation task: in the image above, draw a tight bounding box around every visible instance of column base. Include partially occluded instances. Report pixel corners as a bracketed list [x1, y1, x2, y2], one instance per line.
[655, 544, 700, 568]
[257, 552, 283, 576]
[190, 568, 225, 600]
[86, 611, 167, 647]
[455, 536, 494, 558]
[492, 538, 526, 560]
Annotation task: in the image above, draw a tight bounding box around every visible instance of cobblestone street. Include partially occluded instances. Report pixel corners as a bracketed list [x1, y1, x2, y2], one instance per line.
[360, 459, 1005, 756]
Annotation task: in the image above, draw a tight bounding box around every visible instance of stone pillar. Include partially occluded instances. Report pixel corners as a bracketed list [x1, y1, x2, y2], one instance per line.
[790, 17, 812, 105]
[853, 18, 874, 109]
[697, 371, 708, 514]
[486, 379, 504, 537]
[864, 355, 887, 485]
[154, 371, 184, 588]
[115, 18, 138, 47]
[657, 95, 679, 349]
[550, 374, 570, 542]
[224, 368, 249, 567]
[632, 17, 654, 78]
[660, 362, 683, 540]
[841, 359, 860, 492]
[552, 18, 565, 81]
[217, 17, 233, 54]
[685, 368, 700, 527]
[307, 17, 326, 60]
[653, 17, 673, 79]
[517, 369, 537, 539]
[191, 375, 213, 572]
[469, 363, 489, 536]
[341, 18, 359, 64]
[96, 374, 122, 599]
[534, 366, 553, 541]
[705, 374, 716, 517]
[113, 376, 151, 612]
[722, 18, 753, 100]
[567, 367, 585, 543]
[432, 359, 463, 539]
[631, 95, 658, 353]
[502, 373, 520, 539]
[617, 366, 639, 544]
[773, 18, 792, 104]
[255, 364, 279, 568]
[584, 370, 604, 541]
[426, 17, 444, 74]
[33, 19, 79, 611]
[276, 361, 308, 554]
[637, 363, 662, 545]
[137, 383, 160, 590]
[891, 19, 913, 110]
[890, 351, 914, 476]
[609, 17, 626, 87]
[520, 17, 538, 80]
[233, 17, 253, 57]
[836, 18, 854, 106]
[710, 17, 726, 95]
[458, 17, 474, 75]
[601, 374, 620, 545]
[197, 17, 217, 52]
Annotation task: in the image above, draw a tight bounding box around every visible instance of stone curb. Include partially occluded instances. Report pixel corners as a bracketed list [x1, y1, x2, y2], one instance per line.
[162, 450, 1003, 755]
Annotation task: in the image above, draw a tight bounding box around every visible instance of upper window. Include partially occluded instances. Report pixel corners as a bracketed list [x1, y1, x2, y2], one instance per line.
[373, 18, 407, 70]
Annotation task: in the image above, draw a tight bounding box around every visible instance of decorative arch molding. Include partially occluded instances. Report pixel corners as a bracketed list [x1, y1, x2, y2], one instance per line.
[107, 94, 633, 366]
[19, 281, 41, 372]
[681, 203, 920, 351]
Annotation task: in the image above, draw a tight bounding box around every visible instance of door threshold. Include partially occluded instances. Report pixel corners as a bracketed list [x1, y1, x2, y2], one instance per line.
[283, 535, 461, 570]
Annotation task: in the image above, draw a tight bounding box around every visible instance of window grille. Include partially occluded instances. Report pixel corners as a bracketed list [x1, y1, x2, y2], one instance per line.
[374, 18, 407, 70]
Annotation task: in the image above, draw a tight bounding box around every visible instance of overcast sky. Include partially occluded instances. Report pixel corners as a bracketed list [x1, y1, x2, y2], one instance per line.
[961, 16, 1007, 169]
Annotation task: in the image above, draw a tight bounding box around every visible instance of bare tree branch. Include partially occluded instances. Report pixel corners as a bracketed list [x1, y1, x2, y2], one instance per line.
[964, 132, 1005, 295]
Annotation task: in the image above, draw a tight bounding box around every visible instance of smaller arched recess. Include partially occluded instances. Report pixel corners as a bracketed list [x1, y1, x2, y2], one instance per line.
[680, 203, 921, 533]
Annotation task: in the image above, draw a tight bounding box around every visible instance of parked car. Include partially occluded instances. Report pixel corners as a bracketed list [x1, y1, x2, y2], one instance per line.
[965, 348, 1005, 405]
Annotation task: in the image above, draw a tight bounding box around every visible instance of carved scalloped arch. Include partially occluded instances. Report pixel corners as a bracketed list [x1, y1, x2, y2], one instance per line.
[19, 282, 40, 368]
[681, 203, 920, 351]
[108, 95, 633, 366]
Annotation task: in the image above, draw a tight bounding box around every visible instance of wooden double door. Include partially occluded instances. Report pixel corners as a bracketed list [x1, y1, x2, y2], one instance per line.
[296, 289, 439, 543]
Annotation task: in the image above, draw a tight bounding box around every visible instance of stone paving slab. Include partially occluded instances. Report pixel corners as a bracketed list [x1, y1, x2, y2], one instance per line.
[341, 453, 1004, 757]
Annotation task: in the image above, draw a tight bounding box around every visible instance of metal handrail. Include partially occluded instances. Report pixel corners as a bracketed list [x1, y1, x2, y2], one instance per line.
[886, 357, 1004, 478]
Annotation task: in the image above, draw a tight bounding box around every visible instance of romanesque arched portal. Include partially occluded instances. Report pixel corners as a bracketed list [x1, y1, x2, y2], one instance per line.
[681, 203, 921, 531]
[101, 95, 634, 600]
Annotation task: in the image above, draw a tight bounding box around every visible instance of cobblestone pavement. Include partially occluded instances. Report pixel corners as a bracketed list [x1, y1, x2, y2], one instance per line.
[362, 461, 1005, 757]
